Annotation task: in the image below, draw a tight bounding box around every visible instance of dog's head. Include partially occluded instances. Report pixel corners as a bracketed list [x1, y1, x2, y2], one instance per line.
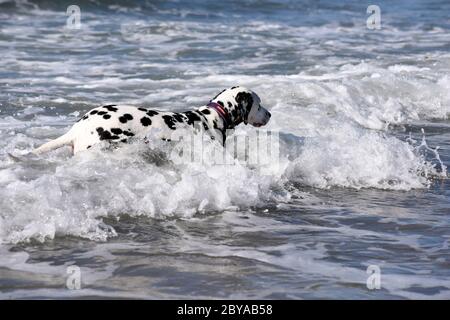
[211, 86, 271, 128]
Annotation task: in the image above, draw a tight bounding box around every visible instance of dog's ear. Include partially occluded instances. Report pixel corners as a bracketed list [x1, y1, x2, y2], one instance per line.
[235, 92, 254, 125]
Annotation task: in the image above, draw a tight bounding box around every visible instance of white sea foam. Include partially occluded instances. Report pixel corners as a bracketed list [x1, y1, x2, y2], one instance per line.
[0, 113, 445, 244]
[1, 55, 449, 243]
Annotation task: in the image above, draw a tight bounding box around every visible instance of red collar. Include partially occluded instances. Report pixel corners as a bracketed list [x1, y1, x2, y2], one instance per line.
[207, 102, 230, 128]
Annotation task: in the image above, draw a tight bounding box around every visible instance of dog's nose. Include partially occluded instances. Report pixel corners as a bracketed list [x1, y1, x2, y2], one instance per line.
[266, 111, 271, 118]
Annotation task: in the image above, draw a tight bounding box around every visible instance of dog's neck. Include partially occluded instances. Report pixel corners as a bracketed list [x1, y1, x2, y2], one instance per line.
[194, 100, 244, 146]
[206, 102, 233, 130]
[210, 98, 245, 128]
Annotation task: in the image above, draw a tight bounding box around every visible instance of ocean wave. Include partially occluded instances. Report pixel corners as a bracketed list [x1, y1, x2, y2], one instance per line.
[1, 55, 449, 243]
[0, 115, 446, 244]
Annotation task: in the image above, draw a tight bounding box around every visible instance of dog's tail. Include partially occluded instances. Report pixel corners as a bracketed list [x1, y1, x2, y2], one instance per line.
[32, 132, 73, 155]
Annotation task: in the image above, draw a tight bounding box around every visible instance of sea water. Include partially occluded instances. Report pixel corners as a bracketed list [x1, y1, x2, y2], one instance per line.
[0, 0, 449, 299]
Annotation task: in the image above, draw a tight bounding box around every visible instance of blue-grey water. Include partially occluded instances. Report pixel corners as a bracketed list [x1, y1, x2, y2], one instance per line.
[0, 0, 449, 299]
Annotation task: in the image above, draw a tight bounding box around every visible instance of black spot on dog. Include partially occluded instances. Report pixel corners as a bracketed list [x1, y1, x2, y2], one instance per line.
[184, 111, 201, 125]
[138, 107, 147, 112]
[111, 128, 122, 135]
[121, 139, 127, 143]
[140, 117, 152, 126]
[103, 114, 111, 119]
[162, 115, 177, 130]
[119, 113, 133, 123]
[235, 92, 254, 120]
[96, 127, 120, 140]
[229, 102, 241, 121]
[102, 105, 118, 112]
[90, 110, 98, 115]
[82, 115, 89, 120]
[201, 109, 211, 115]
[236, 92, 254, 110]
[217, 101, 224, 107]
[203, 123, 209, 131]
[123, 130, 135, 137]
[97, 111, 107, 116]
[87, 145, 92, 149]
[96, 127, 108, 140]
[146, 110, 159, 117]
[162, 138, 172, 142]
[100, 131, 112, 140]
[231, 86, 239, 89]
[173, 113, 184, 123]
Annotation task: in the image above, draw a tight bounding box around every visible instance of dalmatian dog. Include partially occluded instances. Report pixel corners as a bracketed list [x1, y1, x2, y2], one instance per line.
[33, 86, 271, 155]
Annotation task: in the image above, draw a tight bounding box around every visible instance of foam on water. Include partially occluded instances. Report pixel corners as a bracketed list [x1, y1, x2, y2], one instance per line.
[0, 107, 446, 244]
[0, 133, 283, 243]
[1, 56, 449, 243]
